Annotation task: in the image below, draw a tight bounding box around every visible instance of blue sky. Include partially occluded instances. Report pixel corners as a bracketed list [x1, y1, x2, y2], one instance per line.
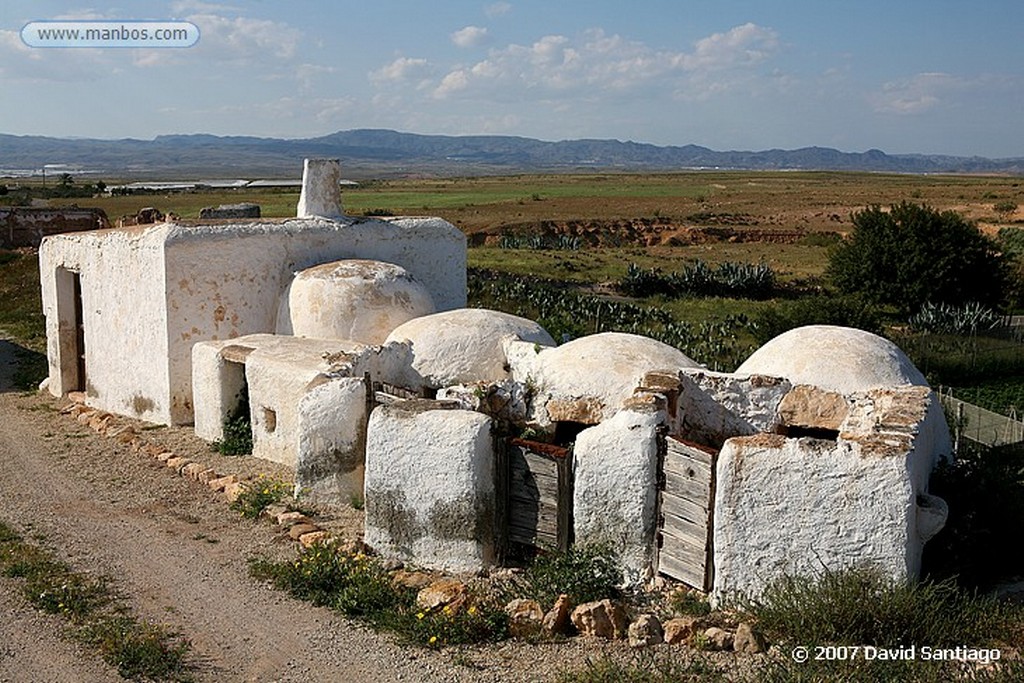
[2, 0, 1022, 157]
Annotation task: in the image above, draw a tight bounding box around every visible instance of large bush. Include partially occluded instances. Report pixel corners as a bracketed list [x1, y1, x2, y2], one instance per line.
[827, 202, 1007, 312]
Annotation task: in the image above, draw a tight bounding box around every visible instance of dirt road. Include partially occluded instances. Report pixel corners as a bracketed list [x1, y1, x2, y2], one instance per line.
[0, 340, 614, 682]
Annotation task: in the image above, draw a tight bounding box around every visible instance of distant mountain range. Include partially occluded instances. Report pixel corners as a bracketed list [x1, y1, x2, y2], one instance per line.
[1, 129, 1022, 179]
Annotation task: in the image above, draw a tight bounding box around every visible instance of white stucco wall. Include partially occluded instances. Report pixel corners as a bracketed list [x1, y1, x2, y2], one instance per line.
[573, 404, 665, 586]
[712, 433, 914, 604]
[40, 226, 171, 422]
[363, 405, 495, 573]
[676, 370, 791, 448]
[63, 215, 463, 425]
[296, 377, 367, 504]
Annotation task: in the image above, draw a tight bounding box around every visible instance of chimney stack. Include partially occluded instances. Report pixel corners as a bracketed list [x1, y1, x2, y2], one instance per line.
[296, 158, 343, 218]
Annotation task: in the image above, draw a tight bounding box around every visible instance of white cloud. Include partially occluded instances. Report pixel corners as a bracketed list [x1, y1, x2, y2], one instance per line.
[485, 2, 512, 18]
[187, 13, 301, 61]
[370, 56, 433, 86]
[451, 25, 489, 48]
[422, 23, 781, 101]
[870, 72, 963, 115]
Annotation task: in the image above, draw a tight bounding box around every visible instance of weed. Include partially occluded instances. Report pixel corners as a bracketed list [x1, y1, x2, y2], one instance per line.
[520, 544, 620, 607]
[0, 521, 193, 681]
[349, 494, 364, 511]
[230, 476, 289, 518]
[250, 543, 509, 648]
[215, 402, 252, 456]
[557, 651, 725, 683]
[669, 588, 712, 617]
[740, 565, 1023, 650]
[83, 617, 192, 682]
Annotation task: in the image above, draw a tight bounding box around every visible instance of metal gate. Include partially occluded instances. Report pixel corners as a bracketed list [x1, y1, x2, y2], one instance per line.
[498, 437, 573, 557]
[657, 435, 716, 591]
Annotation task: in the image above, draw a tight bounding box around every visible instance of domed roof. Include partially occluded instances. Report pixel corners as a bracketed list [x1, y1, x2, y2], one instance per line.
[276, 259, 435, 344]
[528, 332, 701, 422]
[736, 325, 927, 394]
[384, 308, 554, 387]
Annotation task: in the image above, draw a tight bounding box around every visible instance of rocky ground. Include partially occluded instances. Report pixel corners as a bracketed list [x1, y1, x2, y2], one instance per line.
[0, 338, 761, 682]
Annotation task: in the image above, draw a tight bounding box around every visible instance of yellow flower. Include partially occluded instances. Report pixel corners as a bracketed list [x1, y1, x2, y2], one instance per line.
[416, 612, 425, 620]
[429, 636, 437, 644]
[467, 605, 477, 615]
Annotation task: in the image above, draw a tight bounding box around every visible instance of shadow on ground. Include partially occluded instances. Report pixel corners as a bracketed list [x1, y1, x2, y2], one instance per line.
[0, 338, 47, 393]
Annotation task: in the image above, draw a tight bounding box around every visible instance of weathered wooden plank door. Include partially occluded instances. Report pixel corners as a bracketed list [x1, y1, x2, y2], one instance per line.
[499, 438, 572, 557]
[658, 435, 716, 591]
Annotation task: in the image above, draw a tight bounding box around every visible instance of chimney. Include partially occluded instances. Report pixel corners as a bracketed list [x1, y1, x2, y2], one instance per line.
[296, 158, 343, 218]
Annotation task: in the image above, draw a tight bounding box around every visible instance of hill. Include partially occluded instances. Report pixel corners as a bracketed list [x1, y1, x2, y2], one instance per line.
[1, 129, 1022, 178]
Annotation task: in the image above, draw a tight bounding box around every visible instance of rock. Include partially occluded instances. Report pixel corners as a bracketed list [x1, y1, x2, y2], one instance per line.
[288, 523, 320, 540]
[391, 570, 436, 591]
[505, 599, 544, 639]
[181, 462, 206, 480]
[570, 599, 627, 639]
[733, 622, 767, 654]
[223, 481, 246, 503]
[115, 429, 137, 444]
[663, 616, 699, 645]
[778, 384, 849, 431]
[67, 391, 87, 404]
[416, 579, 468, 613]
[628, 613, 664, 648]
[165, 457, 190, 471]
[299, 530, 331, 548]
[542, 594, 573, 635]
[196, 468, 219, 484]
[76, 410, 95, 424]
[208, 474, 237, 492]
[155, 451, 175, 463]
[703, 627, 734, 651]
[276, 510, 312, 526]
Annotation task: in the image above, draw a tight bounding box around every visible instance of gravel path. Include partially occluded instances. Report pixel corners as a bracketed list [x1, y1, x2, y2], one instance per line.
[0, 338, 673, 683]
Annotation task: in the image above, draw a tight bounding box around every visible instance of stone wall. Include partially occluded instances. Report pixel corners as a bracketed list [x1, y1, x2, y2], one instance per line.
[1, 207, 109, 248]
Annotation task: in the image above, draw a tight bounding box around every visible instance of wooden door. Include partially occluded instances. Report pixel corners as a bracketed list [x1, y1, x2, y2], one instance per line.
[657, 436, 716, 591]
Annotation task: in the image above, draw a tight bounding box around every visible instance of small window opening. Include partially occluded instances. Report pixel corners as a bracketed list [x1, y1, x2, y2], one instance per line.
[778, 424, 840, 441]
[262, 407, 277, 433]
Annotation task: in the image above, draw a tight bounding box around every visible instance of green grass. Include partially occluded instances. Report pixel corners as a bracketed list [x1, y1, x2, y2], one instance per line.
[229, 476, 290, 518]
[557, 652, 726, 683]
[0, 250, 46, 349]
[0, 520, 193, 681]
[736, 565, 1024, 682]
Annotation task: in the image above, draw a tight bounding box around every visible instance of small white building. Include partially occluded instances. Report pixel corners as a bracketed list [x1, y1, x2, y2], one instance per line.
[39, 159, 465, 426]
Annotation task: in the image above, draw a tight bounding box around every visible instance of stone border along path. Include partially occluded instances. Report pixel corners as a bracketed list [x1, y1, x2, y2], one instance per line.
[61, 397, 333, 549]
[0, 387, 765, 679]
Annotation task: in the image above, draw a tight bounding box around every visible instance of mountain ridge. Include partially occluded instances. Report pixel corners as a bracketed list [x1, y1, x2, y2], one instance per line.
[1, 129, 1021, 178]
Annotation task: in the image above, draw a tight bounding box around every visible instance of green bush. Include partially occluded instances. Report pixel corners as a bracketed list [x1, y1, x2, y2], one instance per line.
[752, 294, 882, 345]
[215, 400, 252, 456]
[230, 476, 290, 518]
[742, 565, 1022, 650]
[923, 441, 1024, 590]
[617, 260, 776, 300]
[520, 544, 620, 607]
[828, 202, 1008, 312]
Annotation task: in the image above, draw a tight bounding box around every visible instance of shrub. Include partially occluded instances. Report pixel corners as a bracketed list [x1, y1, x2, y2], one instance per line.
[752, 294, 882, 345]
[616, 260, 775, 300]
[520, 544, 620, 607]
[742, 565, 1022, 650]
[908, 301, 1001, 335]
[230, 476, 290, 518]
[215, 400, 252, 456]
[923, 441, 1024, 590]
[827, 202, 1008, 312]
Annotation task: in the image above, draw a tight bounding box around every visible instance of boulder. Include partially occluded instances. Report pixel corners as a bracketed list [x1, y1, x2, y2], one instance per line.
[570, 599, 627, 639]
[505, 599, 544, 639]
[628, 614, 664, 648]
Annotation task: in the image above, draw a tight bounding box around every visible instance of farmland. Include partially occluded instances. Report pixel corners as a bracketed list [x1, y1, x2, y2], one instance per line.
[10, 169, 1024, 399]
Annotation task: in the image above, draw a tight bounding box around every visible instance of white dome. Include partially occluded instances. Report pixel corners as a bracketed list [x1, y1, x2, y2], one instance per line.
[385, 308, 555, 387]
[736, 325, 927, 394]
[529, 332, 701, 422]
[276, 259, 435, 344]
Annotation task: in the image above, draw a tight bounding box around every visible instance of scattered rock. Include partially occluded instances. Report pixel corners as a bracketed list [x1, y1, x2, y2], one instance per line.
[181, 462, 206, 480]
[288, 523, 320, 540]
[223, 481, 246, 503]
[299, 531, 331, 548]
[391, 569, 435, 591]
[628, 613, 664, 648]
[155, 451, 176, 463]
[165, 457, 190, 471]
[208, 474, 238, 492]
[276, 510, 312, 526]
[570, 599, 627, 639]
[542, 594, 573, 636]
[704, 626, 734, 651]
[733, 622, 767, 654]
[67, 391, 87, 404]
[663, 616, 699, 645]
[505, 599, 544, 639]
[416, 579, 467, 613]
[76, 410, 95, 425]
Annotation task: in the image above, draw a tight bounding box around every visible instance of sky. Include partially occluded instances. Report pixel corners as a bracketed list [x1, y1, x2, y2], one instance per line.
[1, 0, 1022, 158]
